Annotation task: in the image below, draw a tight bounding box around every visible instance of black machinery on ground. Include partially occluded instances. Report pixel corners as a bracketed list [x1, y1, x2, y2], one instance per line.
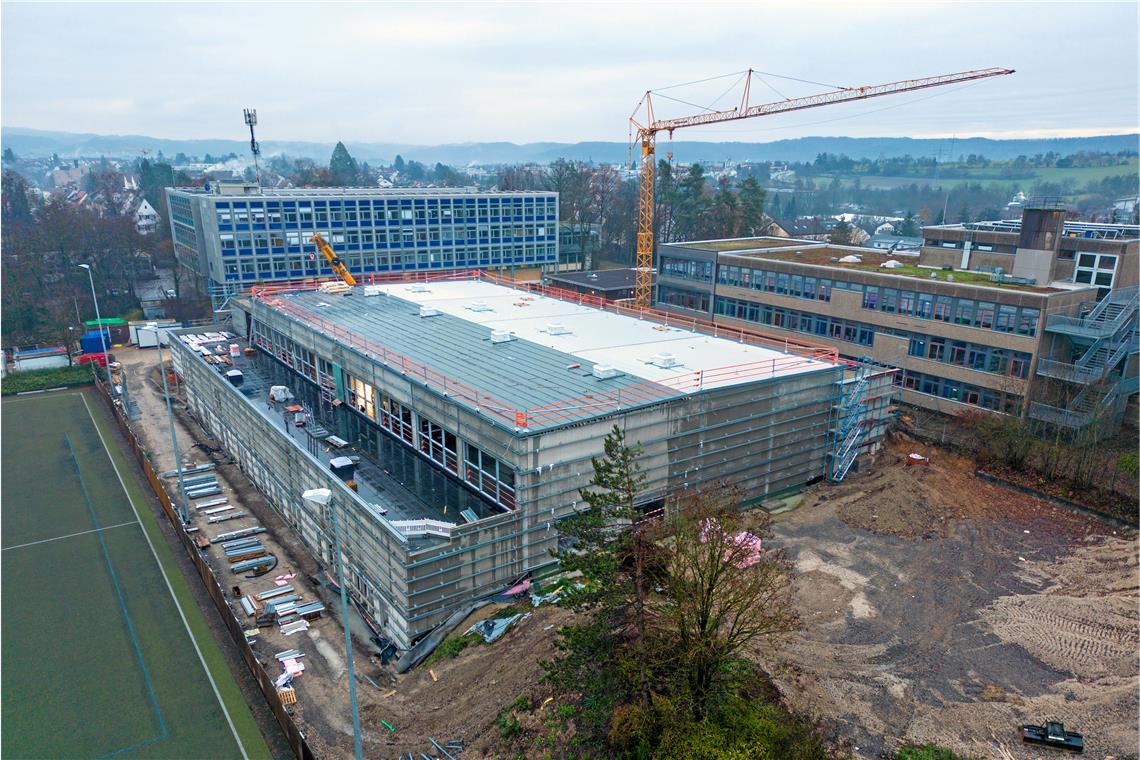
[1022, 721, 1084, 753]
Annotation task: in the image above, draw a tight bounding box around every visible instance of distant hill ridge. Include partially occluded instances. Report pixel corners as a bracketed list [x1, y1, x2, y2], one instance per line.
[3, 126, 1137, 165]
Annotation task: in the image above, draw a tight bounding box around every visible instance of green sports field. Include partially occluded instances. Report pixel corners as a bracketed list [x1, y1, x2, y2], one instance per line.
[1, 391, 269, 759]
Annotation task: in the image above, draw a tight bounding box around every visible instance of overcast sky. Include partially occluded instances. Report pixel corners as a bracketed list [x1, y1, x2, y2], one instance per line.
[2, 1, 1137, 145]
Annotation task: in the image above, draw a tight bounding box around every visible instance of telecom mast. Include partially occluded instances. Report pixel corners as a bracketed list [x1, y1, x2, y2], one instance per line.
[243, 107, 261, 185]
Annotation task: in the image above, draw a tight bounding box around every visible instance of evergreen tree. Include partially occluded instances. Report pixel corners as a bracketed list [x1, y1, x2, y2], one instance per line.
[738, 175, 766, 235]
[710, 176, 739, 239]
[393, 154, 406, 172]
[829, 219, 854, 245]
[3, 147, 16, 163]
[405, 160, 426, 182]
[1, 170, 34, 225]
[329, 141, 359, 185]
[655, 158, 677, 243]
[896, 211, 918, 236]
[674, 164, 711, 240]
[546, 425, 650, 726]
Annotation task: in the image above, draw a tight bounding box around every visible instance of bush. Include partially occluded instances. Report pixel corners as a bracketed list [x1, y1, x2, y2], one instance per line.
[1, 365, 94, 395]
[424, 633, 478, 666]
[652, 695, 830, 760]
[497, 713, 521, 740]
[896, 746, 965, 760]
[1115, 451, 1139, 480]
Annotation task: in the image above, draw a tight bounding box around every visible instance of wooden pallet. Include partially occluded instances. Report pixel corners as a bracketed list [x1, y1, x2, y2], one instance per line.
[277, 687, 297, 705]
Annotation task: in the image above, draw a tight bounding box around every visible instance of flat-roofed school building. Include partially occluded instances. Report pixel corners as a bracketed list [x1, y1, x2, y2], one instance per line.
[170, 272, 892, 648]
[656, 208, 1138, 431]
[166, 183, 559, 301]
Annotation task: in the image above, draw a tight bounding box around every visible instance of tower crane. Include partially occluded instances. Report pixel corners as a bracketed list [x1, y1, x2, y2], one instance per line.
[310, 232, 358, 286]
[629, 67, 1014, 306]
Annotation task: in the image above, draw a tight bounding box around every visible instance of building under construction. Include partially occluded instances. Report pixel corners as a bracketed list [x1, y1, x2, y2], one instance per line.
[169, 273, 894, 648]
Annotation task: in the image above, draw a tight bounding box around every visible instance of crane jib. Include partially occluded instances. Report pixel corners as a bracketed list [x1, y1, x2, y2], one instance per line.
[629, 66, 1014, 307]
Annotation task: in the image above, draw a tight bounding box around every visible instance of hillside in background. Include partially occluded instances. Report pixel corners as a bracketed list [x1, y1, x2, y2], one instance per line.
[3, 126, 1137, 165]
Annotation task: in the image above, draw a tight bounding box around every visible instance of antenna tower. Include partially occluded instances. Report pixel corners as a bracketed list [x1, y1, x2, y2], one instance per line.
[243, 108, 261, 185]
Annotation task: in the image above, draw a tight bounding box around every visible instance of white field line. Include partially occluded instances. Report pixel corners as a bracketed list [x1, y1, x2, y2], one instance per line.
[3, 521, 139, 551]
[79, 393, 250, 760]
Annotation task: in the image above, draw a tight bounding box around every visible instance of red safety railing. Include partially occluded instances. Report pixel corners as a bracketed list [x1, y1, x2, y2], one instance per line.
[251, 271, 842, 428]
[476, 271, 839, 363]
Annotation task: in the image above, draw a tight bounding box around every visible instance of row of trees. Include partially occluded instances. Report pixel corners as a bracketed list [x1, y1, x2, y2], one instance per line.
[535, 427, 822, 758]
[262, 143, 474, 189]
[498, 159, 770, 267]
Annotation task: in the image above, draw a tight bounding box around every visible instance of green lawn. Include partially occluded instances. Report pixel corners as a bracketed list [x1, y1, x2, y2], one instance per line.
[1, 391, 270, 759]
[817, 158, 1138, 191]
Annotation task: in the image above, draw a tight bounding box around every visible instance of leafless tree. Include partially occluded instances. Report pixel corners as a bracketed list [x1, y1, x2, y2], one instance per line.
[651, 489, 798, 720]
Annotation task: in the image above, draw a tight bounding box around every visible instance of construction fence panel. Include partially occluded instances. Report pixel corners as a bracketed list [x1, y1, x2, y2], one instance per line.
[95, 383, 315, 760]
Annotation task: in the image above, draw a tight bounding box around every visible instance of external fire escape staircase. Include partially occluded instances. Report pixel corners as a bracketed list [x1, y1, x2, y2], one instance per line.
[1030, 287, 1139, 430]
[830, 359, 872, 482]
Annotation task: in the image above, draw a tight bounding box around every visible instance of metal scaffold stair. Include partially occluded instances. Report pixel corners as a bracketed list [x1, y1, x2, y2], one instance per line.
[1032, 287, 1138, 431]
[830, 359, 871, 482]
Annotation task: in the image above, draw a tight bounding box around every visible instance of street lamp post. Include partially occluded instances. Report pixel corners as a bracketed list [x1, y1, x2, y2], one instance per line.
[77, 264, 115, 395]
[141, 326, 190, 524]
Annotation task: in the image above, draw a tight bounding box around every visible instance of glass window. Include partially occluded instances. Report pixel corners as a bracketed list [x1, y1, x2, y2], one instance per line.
[862, 286, 878, 309]
[933, 296, 953, 322]
[976, 302, 995, 329]
[916, 293, 934, 320]
[995, 305, 1017, 332]
[1017, 308, 1039, 336]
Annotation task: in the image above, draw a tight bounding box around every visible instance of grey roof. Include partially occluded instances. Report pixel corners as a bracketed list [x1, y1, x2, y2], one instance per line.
[171, 186, 554, 198]
[260, 289, 682, 431]
[549, 268, 647, 291]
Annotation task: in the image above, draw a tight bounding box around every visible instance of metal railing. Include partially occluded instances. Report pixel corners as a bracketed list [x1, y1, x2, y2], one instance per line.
[1038, 327, 1136, 385]
[1045, 287, 1138, 340]
[251, 270, 841, 429]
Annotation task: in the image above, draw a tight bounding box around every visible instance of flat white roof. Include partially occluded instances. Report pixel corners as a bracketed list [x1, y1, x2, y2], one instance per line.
[374, 280, 833, 390]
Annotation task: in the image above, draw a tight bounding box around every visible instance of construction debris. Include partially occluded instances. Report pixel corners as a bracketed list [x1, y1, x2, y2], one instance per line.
[466, 613, 522, 643]
[211, 526, 267, 543]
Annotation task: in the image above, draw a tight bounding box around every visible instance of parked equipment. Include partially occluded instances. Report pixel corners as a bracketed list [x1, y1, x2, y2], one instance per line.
[310, 232, 358, 286]
[1022, 721, 1084, 753]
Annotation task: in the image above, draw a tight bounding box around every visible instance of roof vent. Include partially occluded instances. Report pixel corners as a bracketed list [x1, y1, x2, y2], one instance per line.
[409, 284, 431, 293]
[468, 300, 493, 312]
[592, 363, 622, 380]
[652, 352, 680, 369]
[546, 322, 571, 335]
[419, 306, 440, 318]
[490, 329, 515, 344]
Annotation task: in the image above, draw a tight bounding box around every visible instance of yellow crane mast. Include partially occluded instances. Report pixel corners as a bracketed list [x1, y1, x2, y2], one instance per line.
[310, 232, 358, 286]
[630, 67, 1015, 306]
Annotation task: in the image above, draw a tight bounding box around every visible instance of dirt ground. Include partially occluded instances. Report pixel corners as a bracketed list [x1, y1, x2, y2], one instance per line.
[761, 439, 1139, 759]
